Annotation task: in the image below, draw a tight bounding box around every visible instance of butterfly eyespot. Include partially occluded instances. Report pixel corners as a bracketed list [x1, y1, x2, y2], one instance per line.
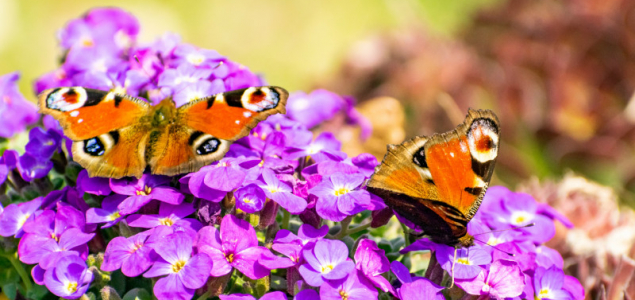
[196, 138, 221, 155]
[468, 118, 499, 163]
[84, 138, 106, 156]
[412, 148, 428, 168]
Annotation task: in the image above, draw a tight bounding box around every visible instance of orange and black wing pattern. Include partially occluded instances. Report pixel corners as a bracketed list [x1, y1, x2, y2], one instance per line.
[367, 109, 500, 246]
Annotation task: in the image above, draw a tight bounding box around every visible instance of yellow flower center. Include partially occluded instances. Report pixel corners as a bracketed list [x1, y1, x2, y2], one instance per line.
[108, 212, 121, 221]
[243, 198, 253, 204]
[268, 187, 279, 194]
[307, 144, 322, 154]
[171, 260, 186, 273]
[258, 160, 265, 167]
[339, 290, 349, 300]
[321, 264, 334, 274]
[50, 233, 59, 242]
[456, 257, 471, 265]
[131, 241, 144, 253]
[81, 37, 94, 47]
[187, 53, 205, 65]
[66, 281, 78, 293]
[17, 214, 31, 229]
[536, 288, 553, 300]
[226, 253, 234, 263]
[487, 236, 503, 246]
[334, 187, 349, 196]
[510, 211, 533, 226]
[136, 185, 152, 196]
[159, 218, 174, 226]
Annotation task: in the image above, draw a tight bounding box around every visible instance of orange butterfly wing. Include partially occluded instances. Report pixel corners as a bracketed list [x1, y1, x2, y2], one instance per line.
[39, 87, 151, 178]
[368, 109, 500, 246]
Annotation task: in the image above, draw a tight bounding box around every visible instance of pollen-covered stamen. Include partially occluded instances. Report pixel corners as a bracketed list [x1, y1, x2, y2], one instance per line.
[130, 241, 144, 253]
[159, 217, 175, 226]
[186, 53, 205, 65]
[320, 264, 335, 274]
[243, 198, 253, 204]
[50, 232, 59, 242]
[537, 288, 554, 299]
[66, 281, 78, 293]
[456, 257, 472, 265]
[17, 213, 31, 229]
[135, 185, 152, 196]
[171, 260, 186, 273]
[108, 211, 121, 221]
[333, 186, 350, 196]
[339, 290, 349, 300]
[510, 211, 533, 226]
[225, 253, 234, 263]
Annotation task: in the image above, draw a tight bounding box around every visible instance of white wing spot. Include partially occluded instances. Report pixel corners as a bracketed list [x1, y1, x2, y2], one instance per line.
[70, 111, 80, 117]
[450, 152, 455, 157]
[243, 111, 252, 118]
[78, 119, 84, 123]
[235, 120, 240, 124]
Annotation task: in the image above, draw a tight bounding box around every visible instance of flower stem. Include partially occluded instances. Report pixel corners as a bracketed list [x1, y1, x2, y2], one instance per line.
[332, 216, 353, 239]
[4, 251, 32, 292]
[342, 221, 371, 238]
[401, 223, 412, 247]
[281, 209, 291, 230]
[196, 290, 212, 300]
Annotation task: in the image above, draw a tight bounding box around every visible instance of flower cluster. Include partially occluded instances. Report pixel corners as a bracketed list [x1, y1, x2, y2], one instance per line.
[0, 7, 585, 300]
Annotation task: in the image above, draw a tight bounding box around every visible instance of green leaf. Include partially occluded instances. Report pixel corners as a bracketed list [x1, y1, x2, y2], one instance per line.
[2, 283, 17, 300]
[122, 288, 152, 300]
[26, 284, 50, 300]
[0, 257, 19, 286]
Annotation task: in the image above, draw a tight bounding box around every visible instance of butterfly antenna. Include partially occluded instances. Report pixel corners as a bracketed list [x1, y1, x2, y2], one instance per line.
[473, 236, 515, 257]
[472, 223, 535, 237]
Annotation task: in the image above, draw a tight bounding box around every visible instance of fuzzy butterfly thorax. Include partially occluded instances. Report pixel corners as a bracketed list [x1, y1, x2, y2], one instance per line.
[367, 109, 500, 248]
[39, 86, 288, 179]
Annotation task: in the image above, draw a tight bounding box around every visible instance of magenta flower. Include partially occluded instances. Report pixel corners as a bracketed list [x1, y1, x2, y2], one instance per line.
[401, 238, 491, 279]
[197, 214, 272, 279]
[25, 127, 62, 159]
[126, 202, 202, 233]
[20, 227, 94, 269]
[390, 261, 444, 300]
[286, 90, 346, 129]
[17, 153, 53, 181]
[354, 239, 394, 294]
[0, 72, 38, 138]
[456, 260, 525, 299]
[310, 172, 370, 221]
[110, 174, 184, 215]
[254, 169, 307, 214]
[0, 197, 42, 237]
[287, 132, 346, 162]
[533, 266, 575, 300]
[234, 183, 266, 213]
[294, 289, 320, 300]
[299, 239, 355, 286]
[319, 270, 378, 300]
[76, 169, 112, 195]
[143, 232, 212, 300]
[101, 230, 156, 277]
[186, 158, 246, 201]
[43, 254, 94, 299]
[86, 194, 126, 228]
[219, 291, 287, 300]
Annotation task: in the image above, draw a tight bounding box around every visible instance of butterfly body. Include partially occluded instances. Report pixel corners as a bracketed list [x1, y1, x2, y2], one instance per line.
[39, 86, 288, 179]
[367, 109, 500, 248]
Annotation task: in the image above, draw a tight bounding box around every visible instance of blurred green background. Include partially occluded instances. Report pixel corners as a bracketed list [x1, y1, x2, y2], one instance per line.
[0, 0, 496, 96]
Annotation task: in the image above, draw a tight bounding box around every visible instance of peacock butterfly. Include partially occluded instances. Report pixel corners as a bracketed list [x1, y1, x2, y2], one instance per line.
[367, 109, 500, 248]
[38, 86, 288, 179]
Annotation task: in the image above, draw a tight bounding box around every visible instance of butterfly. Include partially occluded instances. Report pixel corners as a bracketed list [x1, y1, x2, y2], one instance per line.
[367, 109, 500, 248]
[38, 86, 288, 179]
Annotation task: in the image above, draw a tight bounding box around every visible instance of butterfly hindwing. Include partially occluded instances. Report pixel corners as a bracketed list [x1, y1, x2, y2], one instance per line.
[146, 87, 288, 176]
[368, 109, 500, 246]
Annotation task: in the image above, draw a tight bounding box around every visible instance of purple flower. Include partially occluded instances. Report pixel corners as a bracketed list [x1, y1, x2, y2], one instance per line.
[144, 232, 212, 300]
[0, 197, 42, 237]
[286, 90, 345, 129]
[310, 173, 370, 221]
[169, 44, 223, 69]
[354, 239, 394, 294]
[126, 202, 202, 233]
[25, 127, 62, 159]
[532, 266, 573, 300]
[390, 261, 444, 300]
[110, 174, 184, 215]
[20, 206, 86, 257]
[20, 227, 94, 269]
[197, 214, 272, 279]
[17, 153, 53, 181]
[401, 238, 491, 279]
[186, 158, 246, 202]
[255, 169, 307, 214]
[76, 169, 112, 195]
[101, 230, 156, 277]
[86, 194, 127, 228]
[0, 72, 38, 138]
[172, 80, 224, 107]
[320, 270, 378, 300]
[287, 132, 346, 162]
[456, 260, 525, 299]
[234, 183, 266, 213]
[294, 289, 320, 300]
[299, 239, 355, 286]
[44, 255, 94, 299]
[219, 291, 287, 300]
[479, 186, 567, 243]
